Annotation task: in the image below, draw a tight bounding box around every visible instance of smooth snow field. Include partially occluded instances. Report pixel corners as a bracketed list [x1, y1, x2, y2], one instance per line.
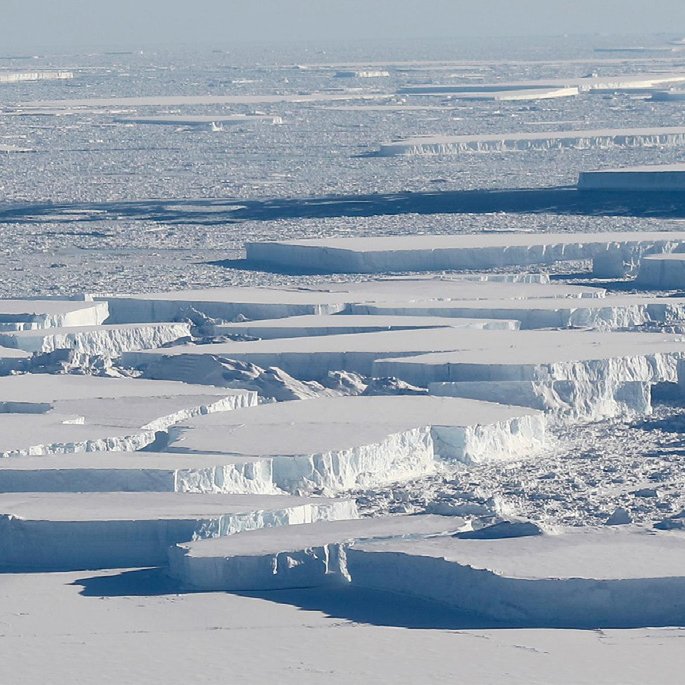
[8, 34, 685, 684]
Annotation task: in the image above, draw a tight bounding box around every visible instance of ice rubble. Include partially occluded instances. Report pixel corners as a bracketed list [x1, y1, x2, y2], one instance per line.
[0, 321, 191, 355]
[0, 492, 356, 570]
[345, 527, 685, 627]
[166, 396, 545, 493]
[168, 514, 466, 591]
[636, 253, 685, 289]
[376, 127, 685, 157]
[579, 164, 685, 191]
[245, 232, 685, 277]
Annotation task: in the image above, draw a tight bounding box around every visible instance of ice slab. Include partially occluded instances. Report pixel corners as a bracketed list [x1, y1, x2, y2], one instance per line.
[0, 144, 33, 153]
[0, 347, 30, 374]
[430, 379, 652, 421]
[579, 164, 685, 191]
[0, 375, 256, 457]
[169, 514, 466, 591]
[114, 114, 282, 126]
[349, 295, 685, 330]
[347, 527, 685, 627]
[167, 396, 545, 487]
[0, 451, 277, 495]
[0, 492, 356, 570]
[373, 330, 685, 386]
[636, 253, 685, 288]
[448, 87, 579, 101]
[651, 89, 685, 101]
[106, 279, 598, 324]
[377, 127, 685, 156]
[0, 71, 73, 84]
[0, 299, 109, 330]
[0, 322, 191, 355]
[245, 231, 685, 276]
[214, 314, 519, 339]
[398, 73, 685, 95]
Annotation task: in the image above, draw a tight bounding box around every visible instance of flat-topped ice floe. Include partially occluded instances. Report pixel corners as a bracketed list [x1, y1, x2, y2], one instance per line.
[636, 253, 685, 289]
[0, 375, 256, 457]
[245, 232, 685, 277]
[0, 492, 356, 570]
[167, 396, 545, 491]
[373, 330, 685, 386]
[349, 295, 685, 330]
[214, 314, 519, 339]
[0, 299, 109, 330]
[0, 71, 74, 84]
[398, 73, 685, 95]
[114, 114, 282, 126]
[0, 321, 191, 356]
[376, 127, 685, 156]
[169, 514, 466, 591]
[346, 527, 685, 627]
[105, 279, 600, 324]
[0, 451, 278, 495]
[579, 164, 685, 191]
[448, 87, 579, 101]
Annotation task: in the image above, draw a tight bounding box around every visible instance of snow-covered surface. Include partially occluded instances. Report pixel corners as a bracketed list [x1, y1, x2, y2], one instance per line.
[377, 127, 685, 156]
[170, 514, 467, 590]
[579, 164, 685, 191]
[636, 252, 685, 288]
[448, 87, 579, 101]
[0, 492, 357, 569]
[246, 231, 685, 275]
[114, 114, 282, 126]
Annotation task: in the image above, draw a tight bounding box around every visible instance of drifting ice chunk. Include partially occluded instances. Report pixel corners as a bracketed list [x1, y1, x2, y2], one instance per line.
[430, 380, 652, 421]
[0, 375, 256, 458]
[346, 527, 685, 627]
[374, 330, 685, 386]
[635, 253, 685, 289]
[376, 127, 685, 157]
[0, 299, 109, 331]
[349, 295, 685, 330]
[0, 322, 191, 356]
[169, 515, 466, 591]
[0, 71, 74, 83]
[0, 452, 278, 495]
[579, 164, 685, 191]
[245, 232, 685, 276]
[167, 396, 545, 491]
[214, 314, 519, 339]
[0, 492, 356, 570]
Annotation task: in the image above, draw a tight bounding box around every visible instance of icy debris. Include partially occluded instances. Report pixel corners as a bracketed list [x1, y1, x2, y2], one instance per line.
[245, 232, 685, 277]
[377, 128, 685, 157]
[0, 492, 357, 570]
[168, 514, 465, 591]
[361, 376, 427, 396]
[579, 164, 685, 192]
[346, 527, 685, 627]
[455, 520, 543, 539]
[605, 507, 633, 526]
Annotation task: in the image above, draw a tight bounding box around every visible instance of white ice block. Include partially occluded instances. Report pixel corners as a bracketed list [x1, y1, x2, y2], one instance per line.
[636, 253, 685, 289]
[0, 300, 109, 331]
[346, 527, 685, 627]
[579, 164, 685, 191]
[245, 232, 685, 276]
[169, 515, 466, 591]
[0, 492, 357, 570]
